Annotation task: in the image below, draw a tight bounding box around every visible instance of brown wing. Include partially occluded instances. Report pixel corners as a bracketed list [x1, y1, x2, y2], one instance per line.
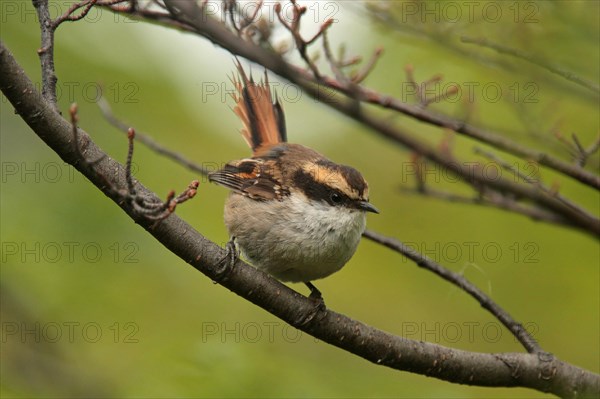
[208, 158, 288, 201]
[231, 59, 287, 155]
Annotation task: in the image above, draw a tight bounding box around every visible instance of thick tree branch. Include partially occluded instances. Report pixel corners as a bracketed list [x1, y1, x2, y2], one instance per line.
[1, 39, 599, 398]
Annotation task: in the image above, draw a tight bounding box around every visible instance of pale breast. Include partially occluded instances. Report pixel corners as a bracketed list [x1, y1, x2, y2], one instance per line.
[223, 193, 366, 282]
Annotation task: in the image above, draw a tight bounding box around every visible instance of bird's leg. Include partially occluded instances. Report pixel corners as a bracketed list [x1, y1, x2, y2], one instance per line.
[305, 282, 323, 301]
[305, 282, 326, 310]
[215, 236, 238, 282]
[295, 282, 326, 327]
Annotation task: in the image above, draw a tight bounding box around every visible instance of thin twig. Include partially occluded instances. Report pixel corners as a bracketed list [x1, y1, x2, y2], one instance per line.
[32, 0, 58, 111]
[274, 1, 326, 79]
[67, 99, 198, 222]
[97, 97, 210, 176]
[238, 0, 263, 33]
[125, 128, 136, 194]
[400, 186, 571, 226]
[225, 0, 240, 33]
[52, 0, 98, 29]
[405, 152, 572, 225]
[305, 18, 333, 45]
[351, 47, 383, 84]
[572, 134, 600, 167]
[322, 29, 348, 84]
[105, 120, 199, 222]
[69, 103, 106, 166]
[474, 147, 597, 220]
[363, 229, 542, 354]
[461, 36, 600, 95]
[422, 84, 460, 107]
[363, 7, 598, 105]
[53, 0, 127, 29]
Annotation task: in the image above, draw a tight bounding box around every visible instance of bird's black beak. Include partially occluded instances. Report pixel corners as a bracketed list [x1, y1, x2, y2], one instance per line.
[358, 201, 379, 214]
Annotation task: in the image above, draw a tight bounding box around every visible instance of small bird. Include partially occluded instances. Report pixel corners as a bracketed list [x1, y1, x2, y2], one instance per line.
[208, 61, 378, 301]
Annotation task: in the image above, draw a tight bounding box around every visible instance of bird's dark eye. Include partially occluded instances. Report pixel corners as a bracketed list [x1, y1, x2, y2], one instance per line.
[330, 192, 343, 204]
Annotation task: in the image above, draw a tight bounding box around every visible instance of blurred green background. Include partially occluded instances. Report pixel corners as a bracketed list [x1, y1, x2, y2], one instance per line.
[1, 1, 598, 398]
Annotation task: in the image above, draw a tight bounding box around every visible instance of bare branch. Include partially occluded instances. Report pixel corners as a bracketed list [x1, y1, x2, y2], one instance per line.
[70, 102, 199, 223]
[52, 0, 99, 28]
[571, 134, 600, 168]
[234, 0, 263, 34]
[32, 0, 58, 110]
[403, 65, 459, 107]
[120, 129, 200, 221]
[322, 29, 348, 85]
[474, 147, 597, 221]
[351, 47, 383, 84]
[400, 186, 572, 226]
[404, 154, 574, 225]
[69, 102, 106, 166]
[33, 0, 130, 111]
[273, 1, 331, 79]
